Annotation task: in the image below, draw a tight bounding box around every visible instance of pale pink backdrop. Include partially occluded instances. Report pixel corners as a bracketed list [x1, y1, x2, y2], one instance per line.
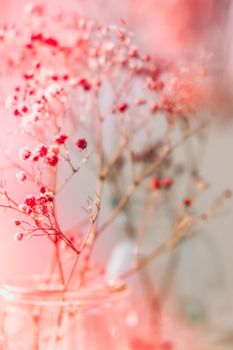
[0, 5, 233, 333]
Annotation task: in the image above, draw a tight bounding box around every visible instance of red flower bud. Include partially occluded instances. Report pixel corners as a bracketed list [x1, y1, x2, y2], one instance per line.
[55, 133, 68, 145]
[40, 187, 46, 194]
[150, 177, 161, 190]
[14, 109, 21, 117]
[24, 195, 36, 208]
[162, 177, 173, 189]
[183, 197, 192, 207]
[46, 154, 59, 166]
[117, 102, 128, 113]
[14, 232, 24, 242]
[44, 37, 59, 47]
[79, 78, 91, 91]
[76, 138, 87, 151]
[13, 220, 21, 226]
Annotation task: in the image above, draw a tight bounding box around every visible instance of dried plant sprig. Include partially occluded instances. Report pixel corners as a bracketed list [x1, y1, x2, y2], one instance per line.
[0, 4, 227, 290]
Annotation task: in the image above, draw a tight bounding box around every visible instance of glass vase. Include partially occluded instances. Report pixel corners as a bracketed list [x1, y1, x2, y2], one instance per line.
[0, 276, 131, 350]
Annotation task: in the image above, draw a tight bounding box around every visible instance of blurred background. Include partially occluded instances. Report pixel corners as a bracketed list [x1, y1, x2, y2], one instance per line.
[0, 0, 233, 345]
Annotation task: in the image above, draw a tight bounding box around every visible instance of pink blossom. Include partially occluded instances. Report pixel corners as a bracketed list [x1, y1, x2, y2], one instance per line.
[14, 232, 24, 242]
[16, 171, 27, 182]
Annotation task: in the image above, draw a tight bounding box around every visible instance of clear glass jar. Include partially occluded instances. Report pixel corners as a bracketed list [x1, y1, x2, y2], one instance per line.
[0, 276, 131, 350]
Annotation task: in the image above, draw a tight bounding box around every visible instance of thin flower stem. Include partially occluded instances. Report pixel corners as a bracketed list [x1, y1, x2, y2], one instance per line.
[119, 187, 231, 280]
[54, 242, 65, 286]
[78, 96, 105, 285]
[98, 122, 208, 235]
[64, 254, 79, 290]
[56, 151, 91, 194]
[120, 217, 195, 280]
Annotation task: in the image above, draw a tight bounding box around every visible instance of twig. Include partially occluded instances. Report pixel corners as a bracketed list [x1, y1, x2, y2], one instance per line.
[98, 122, 208, 235]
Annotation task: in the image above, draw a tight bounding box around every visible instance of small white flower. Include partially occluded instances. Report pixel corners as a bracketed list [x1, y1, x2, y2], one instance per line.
[16, 171, 27, 182]
[14, 232, 24, 242]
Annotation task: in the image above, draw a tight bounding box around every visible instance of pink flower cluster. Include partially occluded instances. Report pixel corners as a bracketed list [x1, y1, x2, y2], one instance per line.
[0, 4, 212, 265]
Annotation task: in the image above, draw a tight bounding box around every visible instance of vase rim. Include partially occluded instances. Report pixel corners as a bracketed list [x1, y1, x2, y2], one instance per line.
[0, 274, 128, 307]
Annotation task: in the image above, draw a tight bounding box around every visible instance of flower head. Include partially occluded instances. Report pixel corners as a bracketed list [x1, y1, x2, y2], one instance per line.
[16, 171, 27, 183]
[76, 138, 87, 151]
[14, 232, 24, 242]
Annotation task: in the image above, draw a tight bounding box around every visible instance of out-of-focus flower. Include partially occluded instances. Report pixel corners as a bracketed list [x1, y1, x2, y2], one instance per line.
[124, 0, 229, 56]
[124, 0, 233, 119]
[16, 171, 27, 182]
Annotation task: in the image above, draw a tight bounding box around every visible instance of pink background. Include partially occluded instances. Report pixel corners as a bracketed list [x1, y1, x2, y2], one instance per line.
[0, 2, 233, 332]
